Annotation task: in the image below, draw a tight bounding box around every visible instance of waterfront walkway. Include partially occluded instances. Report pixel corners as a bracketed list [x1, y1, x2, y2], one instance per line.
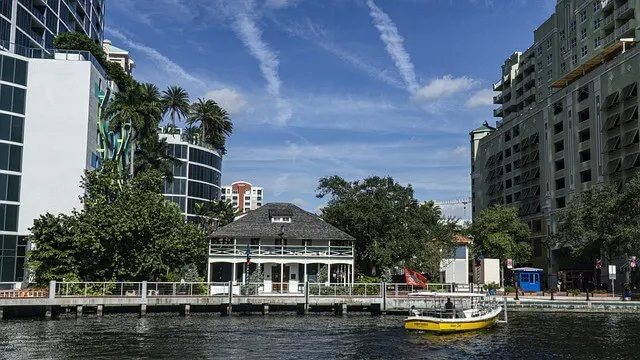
[0, 281, 638, 319]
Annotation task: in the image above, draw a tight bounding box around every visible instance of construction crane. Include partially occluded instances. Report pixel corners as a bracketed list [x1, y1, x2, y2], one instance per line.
[433, 198, 472, 218]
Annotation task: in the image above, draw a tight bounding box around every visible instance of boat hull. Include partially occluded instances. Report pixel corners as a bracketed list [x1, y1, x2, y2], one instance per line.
[405, 308, 501, 333]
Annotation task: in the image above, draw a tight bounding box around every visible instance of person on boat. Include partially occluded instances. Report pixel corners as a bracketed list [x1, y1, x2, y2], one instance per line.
[445, 298, 454, 318]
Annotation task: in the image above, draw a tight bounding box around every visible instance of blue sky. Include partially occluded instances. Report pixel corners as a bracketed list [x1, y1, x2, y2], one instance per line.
[105, 0, 555, 220]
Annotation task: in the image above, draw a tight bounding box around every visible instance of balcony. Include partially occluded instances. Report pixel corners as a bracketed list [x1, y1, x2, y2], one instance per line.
[493, 78, 504, 91]
[604, 33, 616, 47]
[494, 106, 504, 117]
[29, 6, 46, 25]
[616, 19, 636, 38]
[615, 1, 634, 20]
[209, 244, 354, 258]
[603, 0, 614, 11]
[493, 92, 504, 104]
[604, 14, 615, 30]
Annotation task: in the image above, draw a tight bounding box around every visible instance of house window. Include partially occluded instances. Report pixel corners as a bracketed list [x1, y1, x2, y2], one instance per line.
[580, 10, 587, 23]
[570, 38, 577, 48]
[271, 216, 292, 223]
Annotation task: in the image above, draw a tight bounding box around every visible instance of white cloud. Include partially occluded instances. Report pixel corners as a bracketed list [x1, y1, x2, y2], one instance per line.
[465, 89, 496, 108]
[106, 28, 208, 89]
[413, 75, 478, 102]
[265, 0, 299, 9]
[204, 88, 248, 114]
[291, 198, 309, 208]
[232, 14, 292, 125]
[366, 0, 419, 94]
[449, 146, 468, 156]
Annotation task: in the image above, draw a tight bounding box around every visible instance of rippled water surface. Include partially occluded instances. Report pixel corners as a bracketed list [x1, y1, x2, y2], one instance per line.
[0, 312, 638, 359]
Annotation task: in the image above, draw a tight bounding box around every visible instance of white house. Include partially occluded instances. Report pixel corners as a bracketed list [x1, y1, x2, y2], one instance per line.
[208, 203, 355, 294]
[440, 234, 472, 284]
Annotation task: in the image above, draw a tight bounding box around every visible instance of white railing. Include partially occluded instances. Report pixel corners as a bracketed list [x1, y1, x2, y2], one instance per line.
[209, 244, 353, 257]
[50, 281, 470, 298]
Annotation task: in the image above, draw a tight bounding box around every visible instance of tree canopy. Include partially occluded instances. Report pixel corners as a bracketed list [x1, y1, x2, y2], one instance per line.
[554, 174, 640, 261]
[316, 175, 457, 276]
[469, 205, 532, 263]
[28, 162, 206, 284]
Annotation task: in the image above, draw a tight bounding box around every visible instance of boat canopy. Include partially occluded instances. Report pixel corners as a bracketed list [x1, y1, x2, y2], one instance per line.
[408, 292, 486, 298]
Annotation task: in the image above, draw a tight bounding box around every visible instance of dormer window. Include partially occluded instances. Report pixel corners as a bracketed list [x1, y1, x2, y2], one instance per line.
[271, 216, 291, 223]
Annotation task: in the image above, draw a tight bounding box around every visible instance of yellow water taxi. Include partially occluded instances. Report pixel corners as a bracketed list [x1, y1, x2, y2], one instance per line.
[404, 292, 502, 333]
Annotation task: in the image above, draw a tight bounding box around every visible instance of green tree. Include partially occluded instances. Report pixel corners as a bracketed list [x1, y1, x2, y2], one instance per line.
[104, 82, 162, 175]
[29, 161, 207, 283]
[187, 98, 233, 154]
[134, 134, 182, 181]
[162, 86, 190, 127]
[316, 175, 456, 276]
[554, 174, 640, 261]
[469, 205, 532, 264]
[193, 200, 236, 234]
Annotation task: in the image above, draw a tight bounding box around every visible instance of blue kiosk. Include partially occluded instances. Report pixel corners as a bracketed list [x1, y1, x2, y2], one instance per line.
[512, 267, 544, 292]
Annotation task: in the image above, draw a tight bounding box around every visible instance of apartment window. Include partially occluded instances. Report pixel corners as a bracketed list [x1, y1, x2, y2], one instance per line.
[553, 121, 563, 134]
[560, 46, 566, 56]
[553, 101, 563, 114]
[581, 28, 587, 40]
[578, 108, 590, 122]
[554, 140, 564, 152]
[547, 54, 553, 65]
[505, 148, 511, 157]
[556, 197, 566, 208]
[570, 21, 576, 32]
[580, 10, 587, 23]
[572, 54, 578, 65]
[547, 69, 553, 81]
[555, 159, 565, 171]
[537, 61, 542, 69]
[513, 125, 520, 137]
[506, 179, 512, 188]
[506, 194, 513, 204]
[579, 149, 591, 162]
[504, 130, 511, 142]
[581, 45, 588, 58]
[594, 17, 601, 30]
[556, 178, 566, 190]
[560, 62, 566, 72]
[579, 128, 590, 142]
[594, 1, 601, 12]
[595, 37, 601, 48]
[547, 38, 553, 49]
[538, 76, 543, 86]
[580, 170, 592, 183]
[537, 46, 543, 57]
[560, 30, 566, 41]
[506, 163, 512, 173]
[570, 38, 577, 48]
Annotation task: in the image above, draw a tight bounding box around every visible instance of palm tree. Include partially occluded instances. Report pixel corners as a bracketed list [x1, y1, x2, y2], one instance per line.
[183, 124, 200, 144]
[134, 135, 182, 181]
[187, 98, 233, 154]
[161, 86, 190, 128]
[104, 82, 162, 176]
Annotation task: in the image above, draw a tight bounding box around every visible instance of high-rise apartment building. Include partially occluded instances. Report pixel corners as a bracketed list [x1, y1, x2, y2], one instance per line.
[0, 0, 105, 54]
[471, 0, 640, 288]
[159, 128, 223, 222]
[103, 39, 134, 75]
[221, 181, 263, 213]
[0, 0, 106, 285]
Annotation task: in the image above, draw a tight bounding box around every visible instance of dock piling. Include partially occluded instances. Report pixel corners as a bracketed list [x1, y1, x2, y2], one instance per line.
[76, 305, 83, 318]
[0, 306, 3, 320]
[139, 304, 147, 317]
[503, 297, 508, 323]
[263, 303, 270, 315]
[97, 304, 103, 317]
[45, 305, 52, 320]
[179, 304, 190, 316]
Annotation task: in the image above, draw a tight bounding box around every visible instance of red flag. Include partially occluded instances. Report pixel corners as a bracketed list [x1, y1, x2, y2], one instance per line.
[404, 268, 427, 288]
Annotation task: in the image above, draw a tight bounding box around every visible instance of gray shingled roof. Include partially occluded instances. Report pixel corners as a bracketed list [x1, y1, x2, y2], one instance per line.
[212, 203, 355, 241]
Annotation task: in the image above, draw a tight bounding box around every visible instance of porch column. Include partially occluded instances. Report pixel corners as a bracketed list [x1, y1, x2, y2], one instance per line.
[328, 263, 331, 285]
[232, 262, 237, 285]
[304, 263, 308, 283]
[351, 263, 355, 284]
[280, 262, 284, 294]
[346, 265, 350, 285]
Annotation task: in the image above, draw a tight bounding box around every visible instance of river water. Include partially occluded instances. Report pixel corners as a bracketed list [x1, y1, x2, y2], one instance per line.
[0, 312, 637, 359]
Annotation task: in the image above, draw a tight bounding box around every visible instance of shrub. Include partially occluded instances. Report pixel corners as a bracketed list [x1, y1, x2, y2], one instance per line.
[504, 285, 516, 293]
[568, 289, 581, 296]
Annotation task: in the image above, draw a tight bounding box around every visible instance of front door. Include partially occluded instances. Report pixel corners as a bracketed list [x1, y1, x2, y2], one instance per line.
[272, 265, 290, 292]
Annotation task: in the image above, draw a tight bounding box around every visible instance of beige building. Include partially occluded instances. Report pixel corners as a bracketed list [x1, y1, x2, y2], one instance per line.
[471, 0, 640, 289]
[102, 40, 135, 75]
